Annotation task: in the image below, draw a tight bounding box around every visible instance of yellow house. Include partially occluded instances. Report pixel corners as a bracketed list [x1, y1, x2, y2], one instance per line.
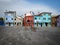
[14, 16, 23, 26]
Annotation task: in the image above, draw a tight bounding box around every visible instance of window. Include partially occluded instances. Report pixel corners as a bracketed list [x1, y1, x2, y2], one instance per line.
[35, 23, 36, 24]
[15, 22, 16, 24]
[27, 20, 30, 22]
[20, 22, 21, 24]
[15, 18, 16, 20]
[39, 23, 41, 25]
[43, 18, 46, 20]
[17, 23, 19, 26]
[48, 18, 51, 20]
[35, 18, 37, 20]
[11, 18, 13, 20]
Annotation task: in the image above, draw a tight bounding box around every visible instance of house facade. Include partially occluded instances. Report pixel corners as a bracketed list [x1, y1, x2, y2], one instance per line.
[34, 12, 51, 27]
[40, 12, 51, 27]
[14, 16, 23, 26]
[23, 13, 34, 27]
[57, 15, 60, 27]
[34, 15, 43, 27]
[0, 17, 5, 26]
[51, 16, 58, 27]
[4, 11, 16, 26]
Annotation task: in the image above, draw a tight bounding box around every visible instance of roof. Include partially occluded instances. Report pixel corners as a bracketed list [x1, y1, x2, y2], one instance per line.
[4, 11, 16, 13]
[52, 16, 58, 18]
[33, 13, 41, 16]
[16, 15, 23, 18]
[25, 13, 32, 16]
[38, 12, 51, 15]
[40, 12, 51, 14]
[57, 15, 60, 16]
[16, 16, 23, 20]
[34, 12, 51, 16]
[55, 15, 60, 18]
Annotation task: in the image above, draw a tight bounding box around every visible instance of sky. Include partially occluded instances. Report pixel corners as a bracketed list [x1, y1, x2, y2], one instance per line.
[0, 0, 60, 17]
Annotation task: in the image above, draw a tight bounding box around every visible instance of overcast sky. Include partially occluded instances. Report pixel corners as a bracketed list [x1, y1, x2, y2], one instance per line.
[0, 0, 60, 17]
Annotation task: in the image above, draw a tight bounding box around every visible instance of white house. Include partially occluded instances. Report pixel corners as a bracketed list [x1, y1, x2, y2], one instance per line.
[14, 16, 23, 26]
[4, 11, 16, 26]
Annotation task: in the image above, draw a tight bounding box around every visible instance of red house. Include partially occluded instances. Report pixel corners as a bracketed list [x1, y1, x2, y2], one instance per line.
[23, 13, 34, 27]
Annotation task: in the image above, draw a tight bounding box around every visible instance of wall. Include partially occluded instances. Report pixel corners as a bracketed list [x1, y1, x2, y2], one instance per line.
[14, 17, 23, 26]
[34, 15, 43, 27]
[42, 14, 51, 22]
[23, 16, 34, 27]
[5, 15, 14, 22]
[57, 15, 60, 27]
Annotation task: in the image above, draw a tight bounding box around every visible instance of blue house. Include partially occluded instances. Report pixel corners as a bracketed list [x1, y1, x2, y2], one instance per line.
[34, 12, 51, 27]
[34, 15, 43, 27]
[41, 12, 51, 27]
[4, 11, 16, 26]
[0, 18, 5, 26]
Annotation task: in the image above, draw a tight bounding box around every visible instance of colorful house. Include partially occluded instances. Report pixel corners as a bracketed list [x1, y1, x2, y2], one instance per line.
[34, 15, 43, 27]
[23, 13, 34, 27]
[14, 16, 23, 26]
[57, 15, 60, 27]
[40, 12, 51, 27]
[0, 17, 5, 26]
[51, 16, 58, 27]
[4, 11, 16, 26]
[34, 12, 51, 27]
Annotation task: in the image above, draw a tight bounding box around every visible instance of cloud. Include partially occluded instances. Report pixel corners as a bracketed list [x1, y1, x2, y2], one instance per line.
[11, 0, 59, 15]
[0, 0, 59, 17]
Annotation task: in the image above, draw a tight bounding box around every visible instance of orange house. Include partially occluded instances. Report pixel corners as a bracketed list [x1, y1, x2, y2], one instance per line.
[23, 13, 34, 27]
[51, 16, 58, 27]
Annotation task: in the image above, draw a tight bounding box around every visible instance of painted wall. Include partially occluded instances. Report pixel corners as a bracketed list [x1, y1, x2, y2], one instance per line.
[4, 12, 16, 26]
[57, 15, 60, 27]
[14, 17, 23, 26]
[34, 13, 51, 27]
[0, 20, 4, 26]
[52, 16, 57, 27]
[5, 15, 14, 22]
[42, 13, 51, 27]
[24, 16, 34, 27]
[42, 14, 51, 22]
[34, 15, 43, 27]
[0, 18, 5, 26]
[34, 15, 43, 23]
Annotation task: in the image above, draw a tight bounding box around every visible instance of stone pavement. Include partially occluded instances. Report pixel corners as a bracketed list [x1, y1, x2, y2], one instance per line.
[0, 26, 60, 45]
